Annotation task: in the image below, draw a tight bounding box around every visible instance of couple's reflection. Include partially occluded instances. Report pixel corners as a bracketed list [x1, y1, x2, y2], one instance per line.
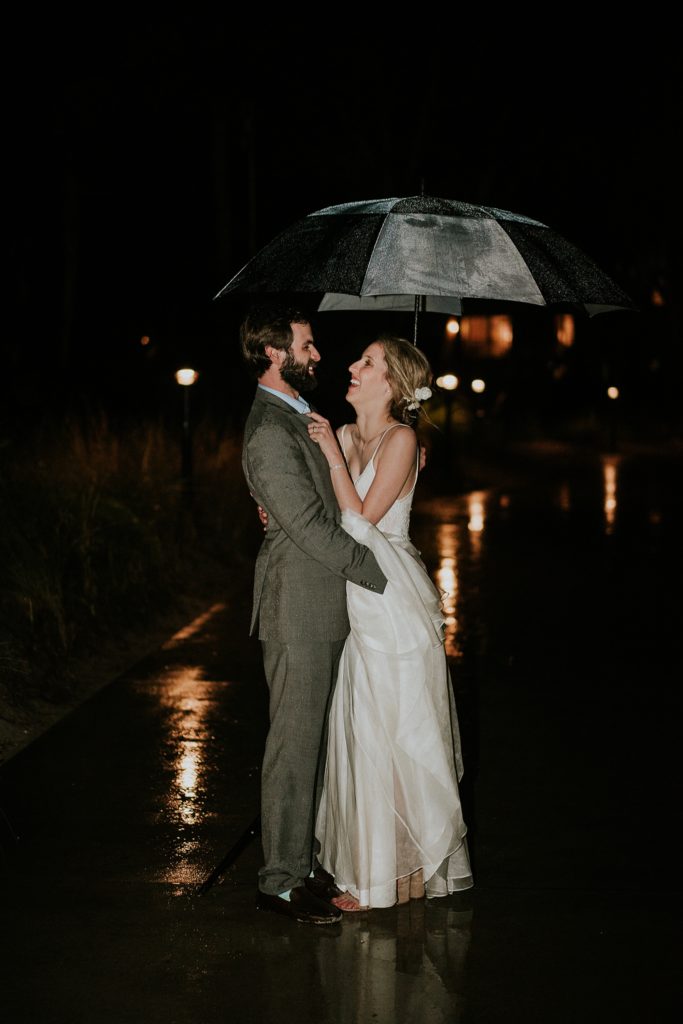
[320, 899, 472, 1022]
[254, 897, 472, 1023]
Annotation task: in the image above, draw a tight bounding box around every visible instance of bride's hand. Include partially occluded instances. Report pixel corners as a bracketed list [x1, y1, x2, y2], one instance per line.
[307, 412, 342, 464]
[250, 491, 269, 531]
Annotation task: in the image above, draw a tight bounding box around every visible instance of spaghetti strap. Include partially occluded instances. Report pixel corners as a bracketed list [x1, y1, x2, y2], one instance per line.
[369, 423, 410, 467]
[408, 442, 420, 494]
[339, 424, 349, 461]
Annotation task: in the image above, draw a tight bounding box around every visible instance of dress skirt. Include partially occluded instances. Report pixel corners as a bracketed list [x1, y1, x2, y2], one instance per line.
[316, 510, 473, 908]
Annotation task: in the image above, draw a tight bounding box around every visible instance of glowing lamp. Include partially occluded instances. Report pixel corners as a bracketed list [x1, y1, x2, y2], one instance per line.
[176, 368, 199, 387]
[437, 374, 459, 391]
[471, 379, 486, 394]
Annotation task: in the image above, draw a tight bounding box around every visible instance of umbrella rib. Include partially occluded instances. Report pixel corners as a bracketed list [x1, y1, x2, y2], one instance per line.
[493, 222, 549, 305]
[212, 219, 304, 300]
[358, 200, 399, 297]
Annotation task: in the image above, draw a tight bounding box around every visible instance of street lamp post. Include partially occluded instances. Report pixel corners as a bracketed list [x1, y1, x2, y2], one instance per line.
[470, 378, 487, 445]
[175, 368, 199, 496]
[435, 373, 461, 489]
[436, 374, 459, 440]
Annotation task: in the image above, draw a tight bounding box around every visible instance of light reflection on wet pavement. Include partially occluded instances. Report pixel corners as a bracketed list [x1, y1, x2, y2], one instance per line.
[1, 452, 681, 1022]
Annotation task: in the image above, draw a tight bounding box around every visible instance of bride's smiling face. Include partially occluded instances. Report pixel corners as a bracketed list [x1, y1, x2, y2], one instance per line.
[347, 343, 393, 409]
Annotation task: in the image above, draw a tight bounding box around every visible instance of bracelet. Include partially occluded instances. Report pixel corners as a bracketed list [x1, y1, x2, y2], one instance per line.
[329, 462, 344, 471]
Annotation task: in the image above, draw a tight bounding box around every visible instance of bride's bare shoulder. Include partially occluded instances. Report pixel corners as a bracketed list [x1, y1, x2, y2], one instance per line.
[384, 423, 417, 447]
[374, 423, 417, 465]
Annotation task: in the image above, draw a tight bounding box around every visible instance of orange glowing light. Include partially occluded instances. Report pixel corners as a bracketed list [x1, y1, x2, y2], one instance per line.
[489, 316, 513, 355]
[471, 379, 486, 394]
[467, 493, 485, 533]
[446, 318, 460, 336]
[555, 314, 575, 348]
[164, 603, 227, 647]
[558, 482, 571, 513]
[435, 524, 460, 658]
[602, 456, 619, 535]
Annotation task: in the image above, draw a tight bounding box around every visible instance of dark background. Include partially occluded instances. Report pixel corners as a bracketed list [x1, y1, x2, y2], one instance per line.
[5, 26, 680, 437]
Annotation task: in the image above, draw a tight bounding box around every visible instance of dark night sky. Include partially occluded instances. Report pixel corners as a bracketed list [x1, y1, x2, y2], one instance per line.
[5, 25, 680, 424]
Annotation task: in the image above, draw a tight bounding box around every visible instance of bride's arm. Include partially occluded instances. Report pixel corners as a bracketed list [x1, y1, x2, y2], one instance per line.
[357, 428, 417, 524]
[308, 414, 416, 525]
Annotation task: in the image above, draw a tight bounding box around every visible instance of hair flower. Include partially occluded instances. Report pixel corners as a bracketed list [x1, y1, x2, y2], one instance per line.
[414, 386, 432, 402]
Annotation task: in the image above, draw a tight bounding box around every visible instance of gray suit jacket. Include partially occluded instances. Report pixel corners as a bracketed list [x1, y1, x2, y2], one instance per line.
[242, 387, 387, 642]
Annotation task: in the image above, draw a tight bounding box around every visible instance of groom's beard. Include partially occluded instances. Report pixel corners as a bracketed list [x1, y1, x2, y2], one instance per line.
[280, 351, 318, 394]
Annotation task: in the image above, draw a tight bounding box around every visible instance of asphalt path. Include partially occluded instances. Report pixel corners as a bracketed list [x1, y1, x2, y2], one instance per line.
[1, 450, 680, 1023]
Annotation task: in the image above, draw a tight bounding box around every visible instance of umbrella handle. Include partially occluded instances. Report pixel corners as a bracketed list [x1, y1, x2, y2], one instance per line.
[413, 295, 425, 345]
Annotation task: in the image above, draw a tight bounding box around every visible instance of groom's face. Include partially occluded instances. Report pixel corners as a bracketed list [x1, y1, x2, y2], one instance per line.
[279, 322, 321, 394]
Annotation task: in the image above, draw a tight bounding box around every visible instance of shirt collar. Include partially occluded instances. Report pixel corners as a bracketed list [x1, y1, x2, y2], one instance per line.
[258, 384, 311, 414]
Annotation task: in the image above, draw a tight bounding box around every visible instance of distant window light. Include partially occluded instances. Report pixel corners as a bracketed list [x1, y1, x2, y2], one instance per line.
[489, 316, 513, 356]
[651, 288, 665, 306]
[459, 317, 488, 344]
[555, 314, 575, 347]
[459, 316, 513, 357]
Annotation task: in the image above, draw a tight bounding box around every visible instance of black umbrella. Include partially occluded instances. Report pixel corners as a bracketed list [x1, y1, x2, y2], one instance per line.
[215, 195, 634, 336]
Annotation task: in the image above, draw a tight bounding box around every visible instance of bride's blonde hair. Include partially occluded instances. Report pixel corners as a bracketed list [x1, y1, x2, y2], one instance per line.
[378, 335, 433, 425]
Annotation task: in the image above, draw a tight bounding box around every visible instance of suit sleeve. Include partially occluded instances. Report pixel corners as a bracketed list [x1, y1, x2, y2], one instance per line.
[245, 420, 387, 594]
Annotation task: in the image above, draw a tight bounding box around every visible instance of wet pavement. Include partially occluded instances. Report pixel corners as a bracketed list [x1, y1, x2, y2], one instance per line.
[1, 450, 681, 1023]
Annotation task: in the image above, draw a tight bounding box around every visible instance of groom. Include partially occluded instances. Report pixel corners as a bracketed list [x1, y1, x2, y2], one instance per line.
[240, 304, 387, 925]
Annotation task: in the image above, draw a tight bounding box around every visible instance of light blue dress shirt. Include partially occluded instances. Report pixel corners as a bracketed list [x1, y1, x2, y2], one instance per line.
[258, 384, 311, 415]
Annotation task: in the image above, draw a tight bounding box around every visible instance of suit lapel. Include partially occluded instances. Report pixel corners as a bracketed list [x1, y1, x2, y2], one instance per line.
[252, 387, 325, 459]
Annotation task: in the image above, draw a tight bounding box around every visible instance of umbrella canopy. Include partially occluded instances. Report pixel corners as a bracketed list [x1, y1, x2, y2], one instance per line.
[215, 195, 633, 317]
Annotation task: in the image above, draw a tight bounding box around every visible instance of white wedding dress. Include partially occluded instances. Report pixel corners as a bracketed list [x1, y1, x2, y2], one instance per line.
[316, 425, 473, 908]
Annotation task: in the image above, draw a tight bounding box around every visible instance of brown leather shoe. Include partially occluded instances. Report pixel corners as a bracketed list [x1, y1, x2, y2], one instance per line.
[256, 885, 343, 924]
[305, 866, 344, 903]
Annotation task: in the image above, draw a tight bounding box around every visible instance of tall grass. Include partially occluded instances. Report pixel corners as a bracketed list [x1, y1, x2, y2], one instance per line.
[0, 416, 252, 703]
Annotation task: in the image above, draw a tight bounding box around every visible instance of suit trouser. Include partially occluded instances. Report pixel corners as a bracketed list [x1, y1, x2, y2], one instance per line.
[259, 638, 345, 896]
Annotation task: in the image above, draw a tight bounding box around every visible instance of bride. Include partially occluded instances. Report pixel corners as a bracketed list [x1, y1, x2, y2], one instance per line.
[307, 334, 473, 910]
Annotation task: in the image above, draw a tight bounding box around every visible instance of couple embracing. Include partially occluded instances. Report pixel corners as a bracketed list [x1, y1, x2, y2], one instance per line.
[241, 305, 473, 924]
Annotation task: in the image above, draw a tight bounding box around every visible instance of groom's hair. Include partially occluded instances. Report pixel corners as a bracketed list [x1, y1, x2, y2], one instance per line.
[240, 303, 311, 378]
